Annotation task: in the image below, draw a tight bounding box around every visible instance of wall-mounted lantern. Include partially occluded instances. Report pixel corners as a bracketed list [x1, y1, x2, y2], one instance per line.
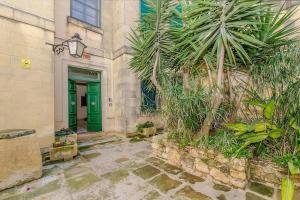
[46, 33, 87, 58]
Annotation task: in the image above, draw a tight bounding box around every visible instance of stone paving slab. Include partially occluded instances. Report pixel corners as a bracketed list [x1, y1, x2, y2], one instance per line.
[149, 174, 182, 193]
[0, 133, 281, 200]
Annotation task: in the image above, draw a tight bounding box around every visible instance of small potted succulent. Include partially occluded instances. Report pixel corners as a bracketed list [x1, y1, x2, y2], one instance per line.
[136, 121, 156, 137]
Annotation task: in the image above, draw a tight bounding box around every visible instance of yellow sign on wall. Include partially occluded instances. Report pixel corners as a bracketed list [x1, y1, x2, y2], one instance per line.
[21, 59, 31, 69]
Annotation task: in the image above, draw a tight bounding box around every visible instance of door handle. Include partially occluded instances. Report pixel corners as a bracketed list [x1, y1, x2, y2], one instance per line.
[91, 102, 95, 106]
[71, 102, 75, 106]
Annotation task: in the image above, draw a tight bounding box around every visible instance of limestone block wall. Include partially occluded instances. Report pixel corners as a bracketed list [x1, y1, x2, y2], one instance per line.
[0, 2, 55, 148]
[111, 0, 142, 133]
[152, 136, 249, 189]
[0, 130, 42, 191]
[112, 54, 141, 132]
[151, 135, 300, 189]
[54, 0, 115, 132]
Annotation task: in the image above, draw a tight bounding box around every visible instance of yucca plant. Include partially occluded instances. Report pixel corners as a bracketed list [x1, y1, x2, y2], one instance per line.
[129, 0, 177, 91]
[175, 0, 269, 136]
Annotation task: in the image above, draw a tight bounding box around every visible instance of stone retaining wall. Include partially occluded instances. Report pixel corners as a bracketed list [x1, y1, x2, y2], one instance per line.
[151, 135, 299, 189]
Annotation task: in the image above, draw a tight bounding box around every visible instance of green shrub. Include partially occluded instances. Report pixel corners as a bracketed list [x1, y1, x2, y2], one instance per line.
[136, 121, 154, 133]
[167, 130, 252, 158]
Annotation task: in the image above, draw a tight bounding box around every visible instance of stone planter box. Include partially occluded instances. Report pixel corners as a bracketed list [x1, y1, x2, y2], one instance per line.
[55, 133, 77, 143]
[0, 129, 42, 191]
[49, 143, 78, 161]
[142, 127, 157, 138]
[151, 135, 300, 189]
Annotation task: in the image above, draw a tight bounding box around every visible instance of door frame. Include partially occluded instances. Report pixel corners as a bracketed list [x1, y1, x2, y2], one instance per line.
[67, 66, 102, 132]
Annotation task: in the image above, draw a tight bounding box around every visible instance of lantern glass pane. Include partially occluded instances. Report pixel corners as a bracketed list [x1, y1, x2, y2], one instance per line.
[68, 40, 77, 55]
[76, 42, 85, 57]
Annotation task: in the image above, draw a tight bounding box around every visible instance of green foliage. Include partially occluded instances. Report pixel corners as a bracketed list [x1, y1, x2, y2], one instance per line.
[273, 154, 294, 168]
[55, 128, 75, 137]
[175, 0, 267, 68]
[162, 81, 209, 132]
[129, 0, 177, 87]
[167, 131, 193, 148]
[205, 130, 253, 159]
[168, 130, 252, 158]
[226, 99, 286, 154]
[281, 177, 294, 200]
[136, 121, 154, 133]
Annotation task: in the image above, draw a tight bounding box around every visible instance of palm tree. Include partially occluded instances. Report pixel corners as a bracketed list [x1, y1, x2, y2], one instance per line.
[176, 0, 267, 136]
[129, 0, 176, 91]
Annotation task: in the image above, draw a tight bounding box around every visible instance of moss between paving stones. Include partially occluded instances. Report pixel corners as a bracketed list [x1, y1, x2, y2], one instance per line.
[1, 180, 61, 200]
[82, 152, 101, 160]
[101, 169, 129, 184]
[67, 173, 100, 192]
[25, 180, 61, 199]
[123, 161, 147, 170]
[174, 186, 212, 200]
[248, 182, 274, 197]
[179, 172, 205, 184]
[217, 194, 227, 200]
[134, 150, 151, 158]
[0, 187, 20, 200]
[143, 190, 161, 200]
[146, 157, 166, 167]
[160, 163, 182, 175]
[115, 157, 130, 163]
[133, 165, 161, 179]
[64, 164, 92, 179]
[150, 174, 182, 193]
[78, 144, 95, 152]
[212, 184, 231, 192]
[246, 192, 266, 200]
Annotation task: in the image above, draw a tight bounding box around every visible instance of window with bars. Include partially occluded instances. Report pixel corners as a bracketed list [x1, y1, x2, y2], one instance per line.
[71, 0, 100, 27]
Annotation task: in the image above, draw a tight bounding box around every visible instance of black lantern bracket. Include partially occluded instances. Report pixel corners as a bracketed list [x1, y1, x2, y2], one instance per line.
[46, 33, 87, 58]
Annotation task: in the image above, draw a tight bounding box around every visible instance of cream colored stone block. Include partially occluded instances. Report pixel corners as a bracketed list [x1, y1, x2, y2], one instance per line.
[210, 168, 230, 184]
[230, 177, 247, 189]
[0, 5, 13, 18]
[0, 54, 11, 68]
[50, 144, 78, 161]
[0, 132, 42, 191]
[230, 157, 247, 172]
[215, 153, 229, 164]
[195, 158, 209, 174]
[230, 169, 247, 180]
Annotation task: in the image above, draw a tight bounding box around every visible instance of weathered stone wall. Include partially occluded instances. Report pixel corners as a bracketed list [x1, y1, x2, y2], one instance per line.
[0, 2, 55, 148]
[0, 131, 42, 191]
[152, 135, 300, 190]
[152, 135, 249, 189]
[54, 0, 142, 134]
[250, 160, 300, 186]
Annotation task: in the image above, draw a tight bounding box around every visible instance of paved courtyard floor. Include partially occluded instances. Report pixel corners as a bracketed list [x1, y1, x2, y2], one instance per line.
[0, 134, 279, 200]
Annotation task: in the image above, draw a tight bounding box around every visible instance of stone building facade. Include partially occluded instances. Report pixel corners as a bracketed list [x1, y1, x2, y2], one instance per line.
[54, 0, 141, 134]
[0, 0, 144, 149]
[0, 0, 55, 148]
[1, 0, 299, 149]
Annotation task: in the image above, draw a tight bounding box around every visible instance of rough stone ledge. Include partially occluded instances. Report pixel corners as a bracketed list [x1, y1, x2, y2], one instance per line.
[151, 135, 299, 189]
[151, 135, 248, 189]
[0, 129, 35, 140]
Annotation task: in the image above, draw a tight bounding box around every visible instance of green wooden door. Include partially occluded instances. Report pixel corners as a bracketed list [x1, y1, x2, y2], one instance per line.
[68, 79, 77, 131]
[87, 82, 102, 132]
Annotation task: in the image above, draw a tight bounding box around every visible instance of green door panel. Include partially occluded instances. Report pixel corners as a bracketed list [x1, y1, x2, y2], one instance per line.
[68, 79, 77, 131]
[87, 82, 102, 132]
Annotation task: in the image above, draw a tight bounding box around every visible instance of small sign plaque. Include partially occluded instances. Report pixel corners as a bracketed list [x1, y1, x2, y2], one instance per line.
[21, 59, 31, 69]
